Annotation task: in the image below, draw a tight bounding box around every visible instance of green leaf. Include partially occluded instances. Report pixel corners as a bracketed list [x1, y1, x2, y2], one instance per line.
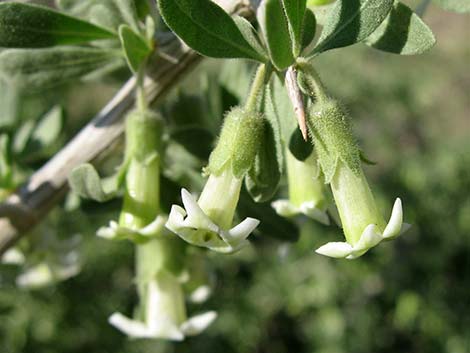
[364, 2, 435, 55]
[12, 120, 35, 155]
[270, 75, 297, 144]
[233, 16, 269, 62]
[0, 46, 122, 90]
[68, 163, 123, 202]
[0, 134, 13, 188]
[245, 86, 283, 202]
[312, 0, 394, 54]
[118, 24, 152, 73]
[289, 128, 313, 161]
[0, 2, 116, 48]
[257, 0, 295, 70]
[21, 105, 64, 157]
[281, 0, 307, 57]
[433, 0, 470, 13]
[0, 79, 19, 129]
[158, 0, 265, 61]
[302, 8, 317, 49]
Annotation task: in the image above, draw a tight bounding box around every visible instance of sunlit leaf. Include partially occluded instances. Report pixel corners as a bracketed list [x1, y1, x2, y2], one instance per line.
[312, 0, 394, 54]
[364, 2, 436, 55]
[0, 2, 116, 48]
[158, 0, 265, 61]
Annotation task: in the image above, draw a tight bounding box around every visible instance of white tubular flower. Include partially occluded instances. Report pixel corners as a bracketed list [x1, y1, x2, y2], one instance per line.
[1, 248, 25, 265]
[308, 98, 410, 259]
[97, 109, 167, 244]
[14, 233, 81, 289]
[315, 163, 410, 259]
[272, 149, 329, 225]
[97, 215, 167, 243]
[166, 173, 260, 253]
[16, 261, 81, 289]
[109, 270, 216, 340]
[166, 107, 264, 253]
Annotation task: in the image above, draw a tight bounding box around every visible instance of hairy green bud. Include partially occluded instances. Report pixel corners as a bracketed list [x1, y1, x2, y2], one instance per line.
[307, 99, 361, 183]
[207, 107, 264, 178]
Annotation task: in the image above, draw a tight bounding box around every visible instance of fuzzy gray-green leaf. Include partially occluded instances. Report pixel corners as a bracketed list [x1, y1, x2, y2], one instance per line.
[233, 16, 269, 62]
[257, 0, 295, 70]
[364, 2, 436, 55]
[158, 0, 265, 61]
[21, 105, 64, 157]
[245, 85, 283, 202]
[119, 24, 152, 73]
[281, 0, 307, 57]
[0, 46, 122, 91]
[302, 8, 317, 49]
[0, 2, 116, 48]
[69, 163, 120, 202]
[312, 0, 394, 55]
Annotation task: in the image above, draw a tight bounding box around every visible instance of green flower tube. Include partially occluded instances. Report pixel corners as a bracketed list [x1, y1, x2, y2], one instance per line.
[308, 98, 409, 259]
[97, 110, 166, 242]
[109, 236, 216, 340]
[272, 149, 329, 224]
[99, 109, 216, 340]
[166, 107, 264, 253]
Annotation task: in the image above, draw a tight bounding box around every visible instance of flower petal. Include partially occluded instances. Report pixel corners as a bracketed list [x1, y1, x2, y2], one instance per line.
[180, 311, 217, 336]
[189, 285, 212, 304]
[98, 216, 168, 243]
[383, 198, 404, 239]
[271, 199, 299, 217]
[181, 189, 204, 221]
[347, 224, 383, 259]
[221, 217, 260, 246]
[109, 313, 154, 338]
[108, 312, 184, 341]
[166, 190, 258, 253]
[300, 201, 330, 225]
[315, 241, 354, 258]
[140, 215, 168, 237]
[1, 248, 25, 265]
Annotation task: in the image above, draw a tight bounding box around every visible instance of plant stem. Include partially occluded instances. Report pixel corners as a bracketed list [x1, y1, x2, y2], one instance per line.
[244, 64, 266, 112]
[296, 59, 329, 104]
[136, 64, 148, 113]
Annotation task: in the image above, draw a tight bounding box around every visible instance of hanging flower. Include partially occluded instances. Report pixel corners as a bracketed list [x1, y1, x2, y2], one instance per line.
[272, 149, 329, 224]
[97, 109, 166, 243]
[308, 98, 410, 259]
[166, 107, 264, 253]
[109, 272, 216, 340]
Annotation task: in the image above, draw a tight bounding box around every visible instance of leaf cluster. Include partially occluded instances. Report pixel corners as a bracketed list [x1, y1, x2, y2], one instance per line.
[0, 1, 156, 92]
[158, 0, 437, 70]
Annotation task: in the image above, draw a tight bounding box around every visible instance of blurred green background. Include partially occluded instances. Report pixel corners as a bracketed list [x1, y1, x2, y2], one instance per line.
[1, 2, 469, 353]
